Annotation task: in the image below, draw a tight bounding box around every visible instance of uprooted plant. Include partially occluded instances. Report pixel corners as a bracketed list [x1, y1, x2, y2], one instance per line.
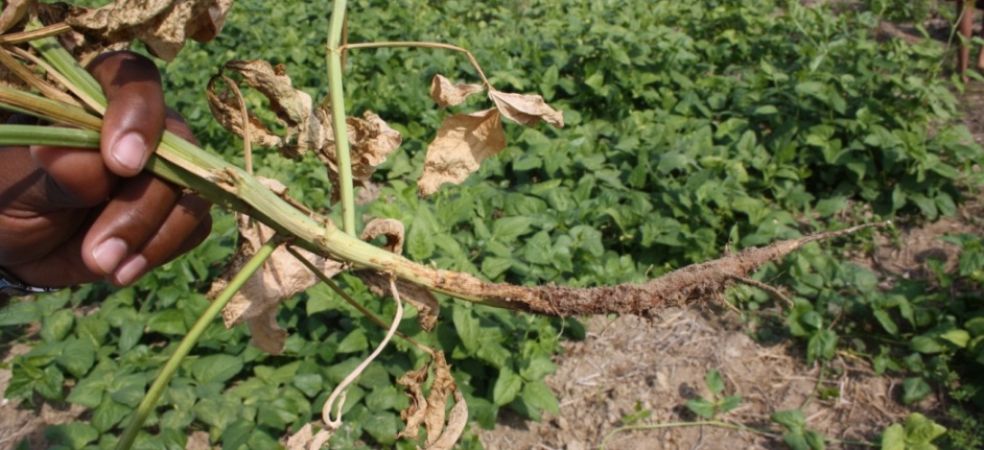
[0, 1, 887, 448]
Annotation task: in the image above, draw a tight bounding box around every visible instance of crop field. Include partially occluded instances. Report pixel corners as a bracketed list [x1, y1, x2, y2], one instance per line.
[0, 0, 982, 449]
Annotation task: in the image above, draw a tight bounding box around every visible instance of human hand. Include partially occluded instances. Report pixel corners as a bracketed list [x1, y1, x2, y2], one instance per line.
[0, 51, 211, 289]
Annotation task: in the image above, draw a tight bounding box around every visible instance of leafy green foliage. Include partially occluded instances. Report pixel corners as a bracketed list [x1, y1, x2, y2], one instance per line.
[772, 410, 827, 450]
[2, 0, 982, 447]
[881, 413, 947, 450]
[685, 369, 742, 419]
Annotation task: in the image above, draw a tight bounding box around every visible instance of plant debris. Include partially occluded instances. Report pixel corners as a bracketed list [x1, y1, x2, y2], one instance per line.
[430, 74, 483, 108]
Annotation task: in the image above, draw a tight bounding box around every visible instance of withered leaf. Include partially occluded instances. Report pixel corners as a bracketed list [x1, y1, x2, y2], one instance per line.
[206, 74, 283, 149]
[208, 178, 344, 354]
[284, 423, 332, 450]
[426, 390, 468, 450]
[418, 108, 506, 196]
[318, 111, 402, 200]
[397, 351, 461, 445]
[396, 363, 430, 440]
[489, 89, 564, 128]
[424, 352, 456, 446]
[361, 218, 405, 255]
[430, 74, 484, 108]
[0, 0, 32, 34]
[222, 60, 327, 157]
[66, 0, 233, 61]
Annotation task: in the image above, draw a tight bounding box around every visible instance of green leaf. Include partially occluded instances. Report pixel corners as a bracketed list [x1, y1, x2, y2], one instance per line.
[805, 430, 826, 450]
[481, 256, 513, 279]
[704, 369, 725, 396]
[939, 329, 970, 348]
[452, 306, 481, 353]
[56, 337, 96, 378]
[720, 395, 742, 413]
[902, 377, 931, 405]
[109, 373, 147, 408]
[910, 336, 945, 354]
[41, 309, 74, 342]
[784, 431, 811, 450]
[772, 409, 806, 432]
[362, 411, 400, 445]
[520, 357, 556, 381]
[92, 397, 130, 432]
[337, 328, 369, 353]
[881, 423, 905, 450]
[366, 385, 404, 412]
[492, 216, 533, 242]
[493, 367, 523, 406]
[0, 300, 40, 326]
[807, 330, 838, 362]
[193, 396, 240, 432]
[44, 422, 99, 449]
[904, 413, 946, 445]
[292, 373, 323, 398]
[521, 380, 559, 416]
[686, 398, 716, 419]
[146, 309, 186, 335]
[221, 420, 254, 450]
[67, 375, 106, 408]
[191, 354, 244, 384]
[873, 309, 899, 336]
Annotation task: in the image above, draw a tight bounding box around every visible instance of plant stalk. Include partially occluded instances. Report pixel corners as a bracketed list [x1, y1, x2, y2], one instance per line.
[327, 0, 356, 235]
[115, 238, 279, 450]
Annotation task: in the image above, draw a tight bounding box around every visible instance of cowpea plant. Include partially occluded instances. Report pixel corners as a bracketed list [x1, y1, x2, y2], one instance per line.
[0, 1, 883, 448]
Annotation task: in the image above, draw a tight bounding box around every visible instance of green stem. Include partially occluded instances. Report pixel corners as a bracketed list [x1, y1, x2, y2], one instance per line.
[0, 125, 99, 147]
[327, 0, 355, 235]
[115, 238, 279, 450]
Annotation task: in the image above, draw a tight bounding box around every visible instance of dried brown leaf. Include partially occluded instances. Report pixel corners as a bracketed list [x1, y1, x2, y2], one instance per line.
[284, 423, 332, 450]
[360, 218, 405, 255]
[66, 0, 233, 61]
[396, 352, 466, 447]
[424, 352, 456, 446]
[430, 74, 483, 108]
[426, 390, 468, 450]
[206, 74, 283, 149]
[0, 0, 33, 34]
[347, 111, 402, 182]
[418, 108, 506, 196]
[223, 60, 327, 157]
[396, 362, 429, 440]
[488, 89, 564, 128]
[208, 178, 344, 354]
[317, 111, 401, 200]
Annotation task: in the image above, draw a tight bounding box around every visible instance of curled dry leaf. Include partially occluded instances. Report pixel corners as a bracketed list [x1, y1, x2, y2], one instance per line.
[284, 423, 332, 450]
[208, 178, 344, 354]
[65, 0, 233, 61]
[423, 352, 456, 446]
[206, 60, 400, 200]
[426, 390, 468, 450]
[325, 111, 402, 188]
[430, 74, 484, 108]
[396, 361, 429, 440]
[397, 351, 463, 446]
[206, 74, 283, 149]
[418, 108, 506, 196]
[489, 89, 564, 128]
[0, 0, 32, 34]
[357, 218, 438, 331]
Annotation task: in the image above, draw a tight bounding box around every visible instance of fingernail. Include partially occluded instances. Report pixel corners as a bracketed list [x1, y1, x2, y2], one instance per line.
[112, 132, 147, 172]
[114, 255, 147, 285]
[92, 238, 128, 274]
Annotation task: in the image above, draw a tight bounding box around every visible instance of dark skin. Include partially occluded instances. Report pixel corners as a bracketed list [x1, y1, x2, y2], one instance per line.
[0, 51, 211, 289]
